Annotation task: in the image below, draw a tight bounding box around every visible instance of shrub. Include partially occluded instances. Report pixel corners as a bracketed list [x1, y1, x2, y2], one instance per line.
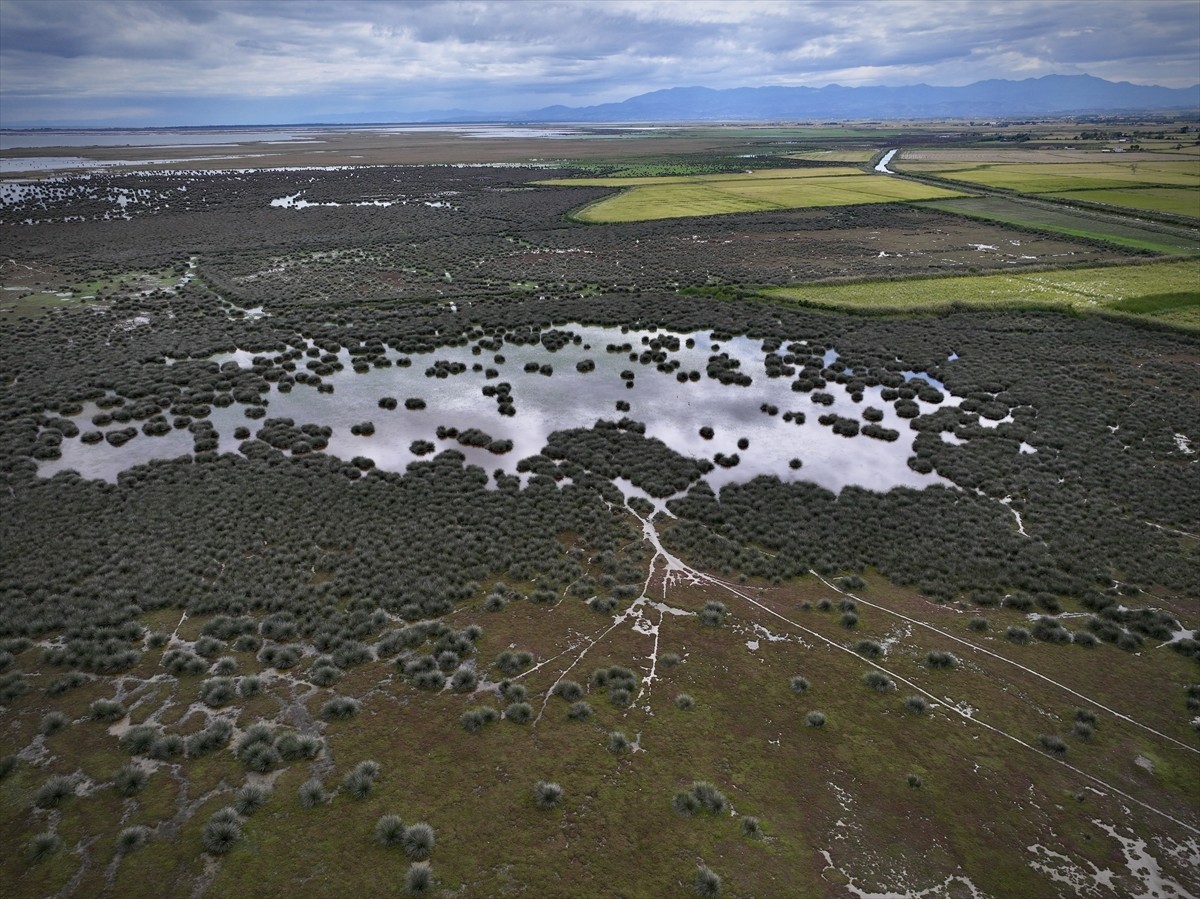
[694, 864, 722, 897]
[0, 755, 16, 780]
[534, 780, 564, 809]
[1006, 626, 1031, 644]
[903, 695, 929, 715]
[116, 826, 150, 853]
[403, 823, 436, 860]
[405, 862, 434, 895]
[907, 774, 924, 789]
[504, 702, 532, 724]
[968, 617, 989, 631]
[29, 832, 62, 862]
[841, 612, 859, 629]
[806, 711, 826, 728]
[1073, 721, 1094, 740]
[789, 676, 810, 694]
[202, 819, 243, 854]
[376, 814, 405, 846]
[660, 653, 681, 667]
[675, 693, 695, 710]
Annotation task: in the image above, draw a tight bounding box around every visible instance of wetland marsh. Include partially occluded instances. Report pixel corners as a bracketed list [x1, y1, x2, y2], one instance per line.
[1, 121, 1197, 899]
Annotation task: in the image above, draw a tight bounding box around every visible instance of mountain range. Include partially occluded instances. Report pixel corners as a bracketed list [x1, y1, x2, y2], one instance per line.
[415, 75, 1199, 123]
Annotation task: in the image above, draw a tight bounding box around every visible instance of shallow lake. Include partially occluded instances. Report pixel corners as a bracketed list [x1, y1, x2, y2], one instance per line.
[40, 324, 962, 497]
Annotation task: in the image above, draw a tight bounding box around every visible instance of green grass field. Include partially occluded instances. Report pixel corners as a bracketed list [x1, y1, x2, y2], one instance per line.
[539, 169, 966, 222]
[918, 197, 1200, 255]
[765, 260, 1200, 327]
[897, 157, 1200, 219]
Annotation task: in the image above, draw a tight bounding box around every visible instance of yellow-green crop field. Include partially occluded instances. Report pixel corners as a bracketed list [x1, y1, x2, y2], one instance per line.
[539, 168, 966, 222]
[765, 259, 1200, 327]
[896, 158, 1200, 218]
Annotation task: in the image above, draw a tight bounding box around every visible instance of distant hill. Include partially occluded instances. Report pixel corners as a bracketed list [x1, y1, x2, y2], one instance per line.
[430, 75, 1200, 123]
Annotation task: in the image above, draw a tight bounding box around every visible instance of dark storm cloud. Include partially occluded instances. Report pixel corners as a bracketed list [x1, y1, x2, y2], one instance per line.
[1, 0, 1196, 126]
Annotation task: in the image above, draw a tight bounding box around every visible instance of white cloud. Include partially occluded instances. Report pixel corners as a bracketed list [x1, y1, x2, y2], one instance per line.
[1, 0, 1196, 125]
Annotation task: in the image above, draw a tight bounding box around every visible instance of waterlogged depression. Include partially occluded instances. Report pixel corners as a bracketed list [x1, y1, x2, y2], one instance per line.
[38, 324, 971, 496]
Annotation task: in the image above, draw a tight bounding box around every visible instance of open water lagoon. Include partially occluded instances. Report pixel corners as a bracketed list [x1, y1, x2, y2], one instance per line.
[39, 324, 965, 496]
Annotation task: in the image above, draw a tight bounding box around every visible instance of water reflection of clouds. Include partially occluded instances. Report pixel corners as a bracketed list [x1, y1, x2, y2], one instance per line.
[42, 324, 958, 497]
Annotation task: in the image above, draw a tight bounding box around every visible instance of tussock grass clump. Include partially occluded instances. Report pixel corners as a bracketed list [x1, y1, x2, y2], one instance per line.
[493, 649, 534, 676]
[806, 711, 826, 728]
[903, 695, 929, 715]
[789, 675, 810, 694]
[907, 774, 924, 788]
[114, 764, 148, 796]
[460, 706, 500, 733]
[855, 640, 883, 659]
[863, 671, 895, 692]
[694, 864, 722, 897]
[234, 784, 268, 815]
[1040, 734, 1068, 756]
[89, 698, 126, 721]
[741, 816, 762, 838]
[674, 781, 728, 816]
[34, 775, 75, 809]
[660, 652, 681, 667]
[567, 701, 593, 720]
[1006, 626, 1031, 644]
[968, 617, 989, 631]
[927, 650, 957, 669]
[29, 832, 62, 862]
[699, 601, 727, 626]
[40, 711, 67, 736]
[403, 822, 436, 860]
[504, 701, 533, 724]
[405, 862, 434, 895]
[187, 718, 234, 757]
[552, 680, 584, 702]
[343, 760, 381, 799]
[607, 731, 630, 753]
[298, 778, 329, 808]
[202, 818, 243, 854]
[116, 825, 150, 853]
[533, 780, 564, 809]
[675, 693, 695, 710]
[320, 696, 361, 720]
[376, 814, 405, 846]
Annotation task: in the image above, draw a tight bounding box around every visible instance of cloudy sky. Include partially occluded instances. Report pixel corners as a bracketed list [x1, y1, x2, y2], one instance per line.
[1, 0, 1197, 126]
